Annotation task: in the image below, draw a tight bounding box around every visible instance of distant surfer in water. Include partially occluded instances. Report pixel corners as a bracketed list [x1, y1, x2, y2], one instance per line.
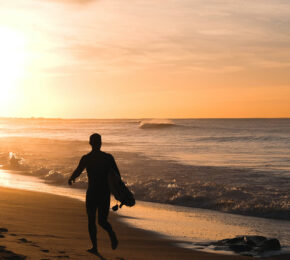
[68, 133, 119, 254]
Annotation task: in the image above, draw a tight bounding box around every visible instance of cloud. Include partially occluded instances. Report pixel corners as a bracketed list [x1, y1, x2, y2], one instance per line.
[4, 0, 290, 75]
[44, 0, 95, 4]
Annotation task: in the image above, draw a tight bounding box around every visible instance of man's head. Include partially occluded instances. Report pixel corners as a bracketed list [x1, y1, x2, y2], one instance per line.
[89, 133, 102, 149]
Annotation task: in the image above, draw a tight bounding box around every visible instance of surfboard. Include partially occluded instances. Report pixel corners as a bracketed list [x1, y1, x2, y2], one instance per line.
[108, 168, 135, 211]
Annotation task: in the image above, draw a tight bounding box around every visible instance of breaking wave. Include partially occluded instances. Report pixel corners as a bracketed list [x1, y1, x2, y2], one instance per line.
[139, 119, 177, 129]
[127, 178, 290, 220]
[1, 147, 289, 221]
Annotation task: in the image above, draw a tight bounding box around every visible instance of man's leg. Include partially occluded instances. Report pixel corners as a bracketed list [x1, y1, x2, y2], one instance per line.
[86, 197, 98, 253]
[98, 198, 118, 250]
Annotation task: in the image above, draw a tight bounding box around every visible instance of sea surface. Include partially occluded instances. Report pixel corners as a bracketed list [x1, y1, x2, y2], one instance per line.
[0, 118, 289, 255]
[0, 118, 289, 220]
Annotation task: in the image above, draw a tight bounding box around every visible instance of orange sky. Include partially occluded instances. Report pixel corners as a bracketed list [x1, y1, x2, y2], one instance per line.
[0, 0, 289, 118]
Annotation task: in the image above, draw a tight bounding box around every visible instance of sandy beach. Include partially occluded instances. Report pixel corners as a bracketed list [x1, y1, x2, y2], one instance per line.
[0, 187, 288, 260]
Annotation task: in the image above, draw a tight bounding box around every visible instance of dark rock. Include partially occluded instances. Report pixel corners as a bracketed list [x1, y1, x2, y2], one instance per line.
[203, 235, 281, 257]
[227, 236, 245, 244]
[212, 236, 246, 247]
[261, 238, 281, 251]
[212, 237, 240, 246]
[229, 244, 252, 252]
[212, 239, 229, 246]
[244, 236, 267, 247]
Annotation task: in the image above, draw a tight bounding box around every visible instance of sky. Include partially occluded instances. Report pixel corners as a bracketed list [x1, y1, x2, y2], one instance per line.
[0, 0, 289, 118]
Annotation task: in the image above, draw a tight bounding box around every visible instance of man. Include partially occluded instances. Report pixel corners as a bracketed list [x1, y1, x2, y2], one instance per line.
[68, 133, 119, 254]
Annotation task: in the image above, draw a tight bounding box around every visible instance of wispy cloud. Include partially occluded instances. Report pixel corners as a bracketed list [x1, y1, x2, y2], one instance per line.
[43, 0, 95, 5]
[2, 0, 290, 75]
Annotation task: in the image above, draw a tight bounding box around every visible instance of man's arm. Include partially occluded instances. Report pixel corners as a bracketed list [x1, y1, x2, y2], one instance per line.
[68, 156, 86, 186]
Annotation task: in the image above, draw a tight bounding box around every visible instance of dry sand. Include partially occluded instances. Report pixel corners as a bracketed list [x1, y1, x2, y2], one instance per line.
[0, 187, 288, 260]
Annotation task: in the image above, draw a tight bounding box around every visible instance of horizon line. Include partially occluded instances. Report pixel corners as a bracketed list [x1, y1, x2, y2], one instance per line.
[0, 116, 289, 120]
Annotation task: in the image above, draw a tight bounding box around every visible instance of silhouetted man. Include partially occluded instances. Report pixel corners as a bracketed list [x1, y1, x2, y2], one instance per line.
[68, 133, 119, 254]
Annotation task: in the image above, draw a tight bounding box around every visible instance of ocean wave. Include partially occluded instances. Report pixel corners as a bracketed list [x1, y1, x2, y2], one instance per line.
[196, 135, 290, 143]
[0, 137, 289, 221]
[127, 179, 290, 220]
[139, 119, 177, 129]
[1, 157, 289, 220]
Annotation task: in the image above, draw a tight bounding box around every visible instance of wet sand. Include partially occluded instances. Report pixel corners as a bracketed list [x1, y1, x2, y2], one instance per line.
[0, 187, 289, 260]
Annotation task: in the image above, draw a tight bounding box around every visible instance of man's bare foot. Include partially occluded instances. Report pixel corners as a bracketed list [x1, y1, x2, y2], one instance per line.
[87, 247, 98, 254]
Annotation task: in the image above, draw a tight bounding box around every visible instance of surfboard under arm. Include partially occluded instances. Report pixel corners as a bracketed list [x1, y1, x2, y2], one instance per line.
[108, 168, 135, 209]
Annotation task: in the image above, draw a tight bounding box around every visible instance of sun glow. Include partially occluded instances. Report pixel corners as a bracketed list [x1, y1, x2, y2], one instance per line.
[0, 26, 28, 111]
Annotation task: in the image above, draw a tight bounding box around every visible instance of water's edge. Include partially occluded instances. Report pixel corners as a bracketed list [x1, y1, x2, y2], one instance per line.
[1, 169, 290, 257]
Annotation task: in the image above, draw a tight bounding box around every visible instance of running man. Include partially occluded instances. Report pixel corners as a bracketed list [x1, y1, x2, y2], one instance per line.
[68, 133, 119, 254]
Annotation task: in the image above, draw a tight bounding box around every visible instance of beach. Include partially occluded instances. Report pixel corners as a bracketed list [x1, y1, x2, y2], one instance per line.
[0, 186, 259, 260]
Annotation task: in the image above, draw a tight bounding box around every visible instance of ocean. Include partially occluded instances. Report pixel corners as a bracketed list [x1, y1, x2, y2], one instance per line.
[0, 118, 289, 219]
[0, 118, 289, 254]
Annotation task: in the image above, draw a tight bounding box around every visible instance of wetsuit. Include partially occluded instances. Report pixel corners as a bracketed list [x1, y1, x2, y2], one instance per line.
[70, 150, 120, 249]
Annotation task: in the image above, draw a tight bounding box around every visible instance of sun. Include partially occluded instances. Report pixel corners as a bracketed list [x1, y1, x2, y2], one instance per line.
[0, 26, 28, 111]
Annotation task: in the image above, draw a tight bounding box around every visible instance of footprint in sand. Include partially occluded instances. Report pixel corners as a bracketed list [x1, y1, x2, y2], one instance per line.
[0, 245, 26, 259]
[0, 227, 8, 238]
[17, 237, 41, 249]
[0, 227, 8, 233]
[18, 238, 30, 243]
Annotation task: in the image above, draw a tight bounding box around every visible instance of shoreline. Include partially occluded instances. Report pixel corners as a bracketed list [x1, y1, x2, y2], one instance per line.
[0, 135, 289, 221]
[1, 169, 290, 257]
[0, 186, 263, 260]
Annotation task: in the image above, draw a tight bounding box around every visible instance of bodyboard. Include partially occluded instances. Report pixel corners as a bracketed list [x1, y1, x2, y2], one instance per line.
[108, 168, 135, 210]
